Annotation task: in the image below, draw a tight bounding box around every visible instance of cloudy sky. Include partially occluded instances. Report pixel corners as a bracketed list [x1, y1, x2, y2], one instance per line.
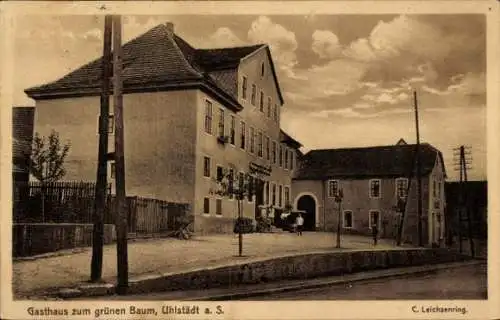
[12, 14, 486, 181]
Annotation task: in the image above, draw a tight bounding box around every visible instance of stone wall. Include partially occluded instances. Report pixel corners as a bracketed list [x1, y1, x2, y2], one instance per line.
[13, 223, 116, 257]
[126, 248, 469, 294]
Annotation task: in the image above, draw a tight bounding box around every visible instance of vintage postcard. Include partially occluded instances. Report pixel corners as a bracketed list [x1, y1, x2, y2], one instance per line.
[1, 1, 499, 319]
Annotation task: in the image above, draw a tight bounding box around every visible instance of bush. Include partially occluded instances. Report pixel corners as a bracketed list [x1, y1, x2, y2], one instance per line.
[233, 217, 255, 234]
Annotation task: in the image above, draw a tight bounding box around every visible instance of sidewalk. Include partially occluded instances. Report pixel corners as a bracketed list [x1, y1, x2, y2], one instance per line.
[13, 232, 401, 298]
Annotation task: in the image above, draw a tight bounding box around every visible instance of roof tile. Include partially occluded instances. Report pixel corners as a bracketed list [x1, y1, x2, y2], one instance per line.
[294, 143, 445, 180]
[25, 24, 266, 107]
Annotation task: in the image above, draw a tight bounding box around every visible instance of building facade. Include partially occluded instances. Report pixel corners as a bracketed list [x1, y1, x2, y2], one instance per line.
[292, 141, 447, 246]
[25, 23, 301, 234]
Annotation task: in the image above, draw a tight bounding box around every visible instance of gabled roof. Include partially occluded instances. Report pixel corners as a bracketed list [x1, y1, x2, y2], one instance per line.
[24, 23, 281, 111]
[294, 143, 446, 180]
[280, 130, 302, 149]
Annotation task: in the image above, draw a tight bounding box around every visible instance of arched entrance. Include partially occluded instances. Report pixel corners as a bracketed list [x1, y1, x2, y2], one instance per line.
[296, 195, 316, 231]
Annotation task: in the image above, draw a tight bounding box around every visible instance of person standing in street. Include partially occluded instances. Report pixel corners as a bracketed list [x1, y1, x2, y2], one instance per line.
[372, 222, 378, 246]
[296, 213, 304, 236]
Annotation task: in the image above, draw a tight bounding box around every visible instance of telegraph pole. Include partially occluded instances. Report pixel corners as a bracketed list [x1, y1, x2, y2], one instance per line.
[453, 145, 474, 256]
[413, 91, 423, 247]
[91, 15, 112, 282]
[396, 145, 418, 246]
[113, 15, 129, 294]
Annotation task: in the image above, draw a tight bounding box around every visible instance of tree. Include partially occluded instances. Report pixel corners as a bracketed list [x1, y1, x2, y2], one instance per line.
[211, 166, 258, 256]
[30, 130, 71, 183]
[30, 130, 70, 221]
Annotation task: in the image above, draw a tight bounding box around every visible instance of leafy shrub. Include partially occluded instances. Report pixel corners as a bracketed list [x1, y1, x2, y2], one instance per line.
[233, 217, 255, 234]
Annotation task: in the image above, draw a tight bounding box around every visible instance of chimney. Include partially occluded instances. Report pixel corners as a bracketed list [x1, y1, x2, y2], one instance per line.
[165, 22, 174, 35]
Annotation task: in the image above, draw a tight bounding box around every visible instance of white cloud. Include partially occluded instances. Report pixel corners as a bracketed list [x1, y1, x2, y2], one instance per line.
[352, 102, 373, 109]
[285, 59, 367, 103]
[248, 16, 298, 72]
[311, 30, 341, 59]
[343, 38, 377, 62]
[209, 27, 245, 48]
[422, 72, 485, 96]
[317, 107, 410, 119]
[343, 15, 448, 63]
[123, 16, 164, 43]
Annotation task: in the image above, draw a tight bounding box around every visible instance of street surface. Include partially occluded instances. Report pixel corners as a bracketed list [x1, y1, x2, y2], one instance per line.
[240, 262, 487, 300]
[13, 232, 399, 297]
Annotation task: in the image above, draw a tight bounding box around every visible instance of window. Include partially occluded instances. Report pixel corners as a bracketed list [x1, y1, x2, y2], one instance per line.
[108, 114, 115, 134]
[203, 156, 211, 177]
[258, 132, 263, 157]
[242, 76, 248, 100]
[250, 127, 255, 153]
[247, 176, 254, 201]
[203, 198, 210, 214]
[267, 97, 272, 118]
[278, 185, 283, 207]
[395, 178, 408, 199]
[328, 180, 339, 197]
[259, 91, 264, 112]
[265, 136, 270, 160]
[437, 181, 441, 198]
[110, 162, 115, 179]
[217, 108, 225, 137]
[216, 165, 224, 182]
[290, 151, 294, 170]
[271, 183, 276, 206]
[343, 210, 353, 228]
[284, 186, 290, 206]
[265, 182, 270, 205]
[204, 100, 213, 134]
[369, 210, 380, 229]
[230, 115, 236, 145]
[228, 169, 234, 199]
[370, 179, 381, 198]
[238, 172, 245, 193]
[284, 147, 289, 169]
[278, 145, 283, 167]
[273, 104, 278, 122]
[272, 141, 277, 164]
[261, 62, 265, 77]
[433, 180, 437, 198]
[240, 121, 246, 149]
[216, 199, 222, 216]
[251, 84, 256, 106]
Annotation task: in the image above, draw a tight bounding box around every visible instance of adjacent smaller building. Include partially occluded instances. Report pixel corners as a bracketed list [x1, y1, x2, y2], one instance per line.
[445, 180, 487, 242]
[292, 141, 447, 247]
[12, 107, 35, 221]
[12, 107, 35, 184]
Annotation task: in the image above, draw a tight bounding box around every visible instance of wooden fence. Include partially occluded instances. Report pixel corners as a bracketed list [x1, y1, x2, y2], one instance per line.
[107, 196, 189, 235]
[13, 181, 190, 236]
[13, 181, 111, 223]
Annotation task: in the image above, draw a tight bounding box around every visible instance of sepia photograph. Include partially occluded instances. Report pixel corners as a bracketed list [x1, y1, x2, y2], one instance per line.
[1, 1, 498, 319]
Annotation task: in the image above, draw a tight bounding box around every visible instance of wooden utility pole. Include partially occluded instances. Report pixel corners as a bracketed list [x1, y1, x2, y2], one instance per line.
[453, 145, 474, 257]
[91, 15, 112, 282]
[113, 15, 129, 294]
[413, 91, 423, 247]
[396, 148, 417, 246]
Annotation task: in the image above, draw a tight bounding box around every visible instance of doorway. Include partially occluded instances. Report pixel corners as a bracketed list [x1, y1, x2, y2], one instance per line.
[297, 195, 316, 231]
